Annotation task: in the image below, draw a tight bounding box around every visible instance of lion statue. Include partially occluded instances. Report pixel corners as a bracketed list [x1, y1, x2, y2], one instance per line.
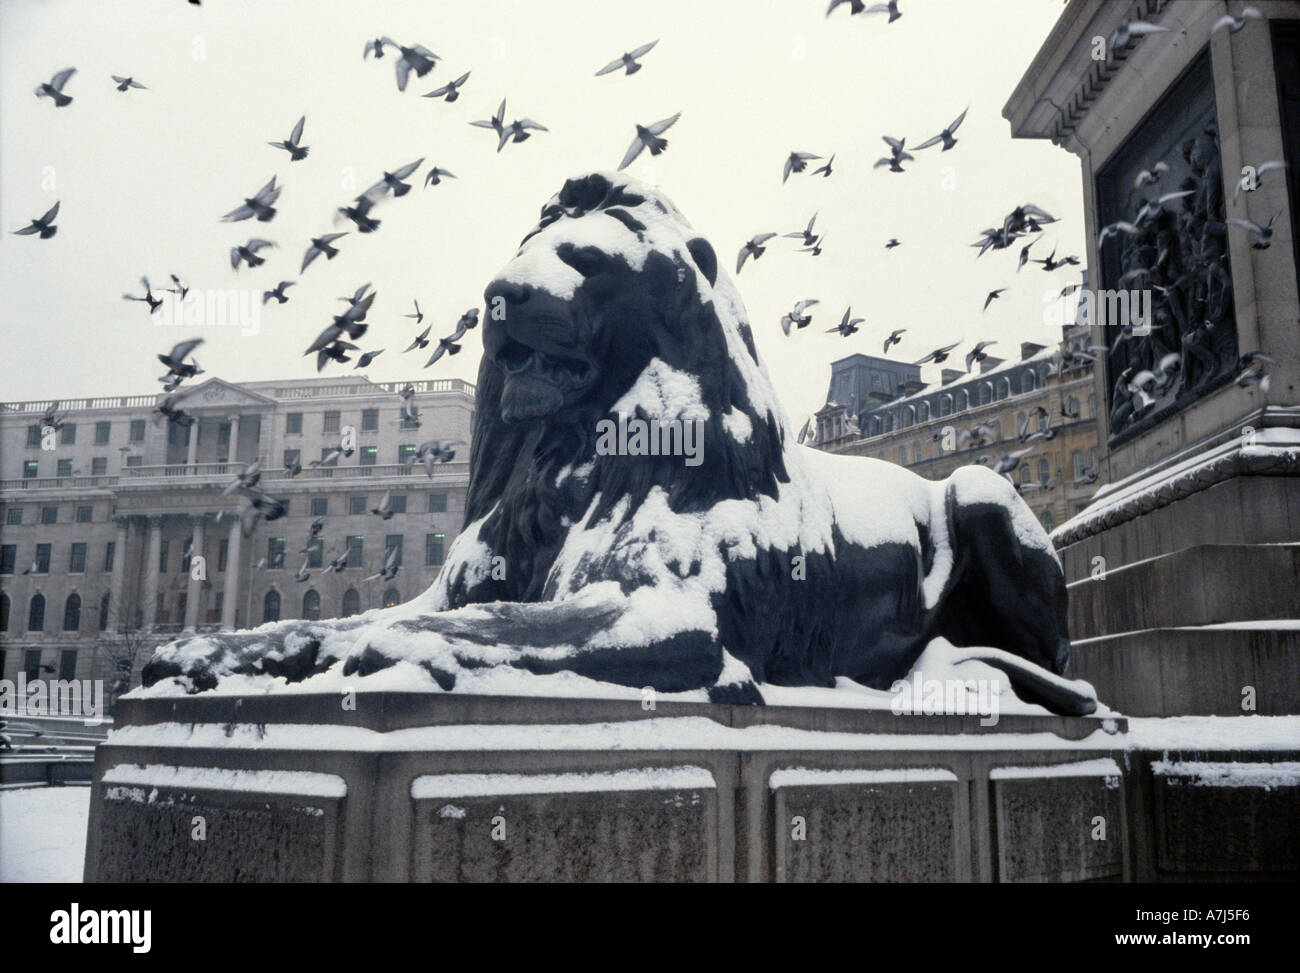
[143, 172, 1094, 716]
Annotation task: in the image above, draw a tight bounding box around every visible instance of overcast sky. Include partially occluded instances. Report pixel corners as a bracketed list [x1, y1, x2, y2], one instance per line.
[0, 0, 1084, 426]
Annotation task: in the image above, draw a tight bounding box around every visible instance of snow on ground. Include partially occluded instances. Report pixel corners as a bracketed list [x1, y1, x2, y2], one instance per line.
[0, 786, 88, 883]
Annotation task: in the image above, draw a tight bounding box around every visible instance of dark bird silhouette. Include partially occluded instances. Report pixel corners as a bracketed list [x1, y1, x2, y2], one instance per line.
[914, 107, 968, 151]
[301, 232, 347, 271]
[154, 395, 195, 427]
[35, 68, 76, 107]
[123, 276, 164, 313]
[867, 0, 902, 20]
[736, 233, 777, 274]
[263, 281, 295, 304]
[983, 288, 1006, 311]
[221, 177, 281, 222]
[827, 0, 866, 18]
[404, 324, 432, 353]
[363, 158, 424, 198]
[883, 328, 906, 354]
[363, 38, 387, 60]
[269, 115, 308, 160]
[1230, 212, 1279, 250]
[827, 307, 864, 337]
[780, 299, 819, 336]
[1033, 245, 1082, 271]
[371, 491, 394, 520]
[424, 70, 470, 102]
[596, 40, 658, 76]
[230, 238, 276, 269]
[408, 439, 463, 475]
[813, 154, 835, 177]
[398, 384, 420, 427]
[424, 166, 456, 187]
[356, 349, 384, 368]
[161, 274, 189, 300]
[966, 340, 997, 371]
[783, 152, 822, 183]
[13, 202, 60, 239]
[337, 197, 380, 233]
[405, 299, 424, 325]
[221, 460, 262, 498]
[470, 98, 508, 149]
[619, 113, 681, 170]
[364, 544, 401, 583]
[111, 75, 148, 92]
[875, 136, 913, 173]
[381, 38, 439, 91]
[158, 338, 204, 379]
[885, 238, 901, 249]
[503, 117, 548, 149]
[315, 341, 359, 371]
[425, 311, 479, 367]
[784, 213, 819, 247]
[915, 342, 960, 365]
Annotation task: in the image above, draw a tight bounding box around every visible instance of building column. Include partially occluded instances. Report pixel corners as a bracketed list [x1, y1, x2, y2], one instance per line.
[107, 516, 130, 633]
[142, 516, 163, 632]
[186, 421, 200, 467]
[228, 414, 240, 466]
[183, 516, 205, 632]
[221, 517, 242, 631]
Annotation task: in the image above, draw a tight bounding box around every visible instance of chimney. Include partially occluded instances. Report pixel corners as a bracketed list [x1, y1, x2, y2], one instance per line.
[901, 379, 927, 396]
[979, 357, 1005, 374]
[941, 369, 963, 386]
[1020, 341, 1047, 361]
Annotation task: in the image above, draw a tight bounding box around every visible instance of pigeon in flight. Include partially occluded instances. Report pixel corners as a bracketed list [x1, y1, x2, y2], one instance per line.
[1233, 159, 1286, 202]
[866, 0, 902, 21]
[123, 276, 164, 313]
[337, 197, 381, 233]
[405, 299, 424, 325]
[1097, 220, 1140, 245]
[783, 152, 822, 183]
[736, 233, 777, 274]
[398, 385, 421, 427]
[827, 307, 864, 338]
[263, 281, 295, 304]
[363, 38, 387, 60]
[230, 238, 276, 269]
[269, 115, 308, 160]
[596, 40, 658, 76]
[813, 154, 835, 178]
[111, 75, 148, 92]
[914, 107, 968, 151]
[221, 461, 263, 498]
[784, 213, 819, 247]
[314, 342, 359, 371]
[875, 136, 913, 173]
[1212, 6, 1263, 34]
[294, 556, 312, 583]
[154, 395, 195, 427]
[408, 440, 463, 476]
[237, 491, 287, 538]
[301, 232, 348, 272]
[1236, 352, 1275, 393]
[1034, 246, 1081, 271]
[800, 233, 825, 257]
[1109, 18, 1168, 52]
[1230, 212, 1279, 250]
[1017, 239, 1035, 271]
[222, 177, 281, 222]
[13, 202, 60, 239]
[382, 38, 439, 91]
[503, 117, 548, 149]
[470, 99, 508, 149]
[619, 113, 681, 170]
[161, 274, 189, 300]
[405, 324, 432, 353]
[885, 238, 901, 249]
[364, 544, 402, 583]
[965, 340, 997, 371]
[424, 315, 475, 367]
[983, 288, 1005, 311]
[355, 349, 384, 368]
[35, 68, 76, 107]
[371, 491, 394, 520]
[424, 70, 470, 102]
[915, 342, 960, 365]
[424, 166, 456, 187]
[883, 328, 906, 354]
[158, 338, 204, 379]
[320, 544, 350, 575]
[780, 299, 819, 336]
[363, 158, 424, 199]
[827, 0, 867, 17]
[1132, 161, 1170, 191]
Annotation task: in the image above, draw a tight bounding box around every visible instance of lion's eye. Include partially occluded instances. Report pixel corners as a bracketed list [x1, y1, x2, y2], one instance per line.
[560, 247, 606, 278]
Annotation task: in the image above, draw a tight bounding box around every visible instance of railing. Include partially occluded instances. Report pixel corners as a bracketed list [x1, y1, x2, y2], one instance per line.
[0, 475, 118, 491]
[0, 394, 160, 414]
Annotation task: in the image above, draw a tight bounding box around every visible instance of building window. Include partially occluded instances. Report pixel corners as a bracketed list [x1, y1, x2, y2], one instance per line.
[94, 421, 111, 445]
[126, 455, 142, 468]
[382, 587, 400, 608]
[307, 540, 323, 569]
[918, 402, 930, 422]
[347, 536, 364, 567]
[56, 459, 73, 478]
[1038, 459, 1051, 484]
[361, 408, 379, 432]
[286, 412, 303, 434]
[28, 593, 46, 632]
[5, 507, 21, 526]
[360, 446, 377, 466]
[1087, 393, 1097, 419]
[63, 594, 81, 632]
[1021, 373, 1036, 394]
[76, 505, 93, 523]
[268, 537, 286, 569]
[104, 541, 116, 572]
[0, 545, 14, 575]
[302, 589, 320, 620]
[398, 444, 417, 466]
[427, 493, 447, 514]
[385, 535, 404, 567]
[390, 495, 407, 514]
[323, 411, 340, 434]
[23, 649, 41, 681]
[23, 460, 38, 479]
[425, 533, 445, 567]
[91, 457, 107, 476]
[263, 590, 281, 623]
[34, 544, 51, 574]
[60, 423, 76, 445]
[310, 497, 328, 517]
[129, 419, 146, 442]
[58, 649, 77, 680]
[1072, 450, 1086, 481]
[956, 390, 969, 411]
[349, 496, 367, 515]
[341, 588, 360, 617]
[155, 592, 167, 626]
[99, 592, 110, 631]
[27, 424, 42, 447]
[996, 378, 1011, 400]
[69, 543, 87, 573]
[0, 592, 9, 631]
[1019, 466, 1031, 485]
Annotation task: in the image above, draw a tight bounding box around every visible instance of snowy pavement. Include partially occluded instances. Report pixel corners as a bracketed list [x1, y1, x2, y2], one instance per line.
[0, 787, 89, 883]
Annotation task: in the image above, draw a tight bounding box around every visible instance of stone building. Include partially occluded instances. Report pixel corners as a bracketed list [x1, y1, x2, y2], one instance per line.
[0, 375, 474, 701]
[813, 333, 1103, 533]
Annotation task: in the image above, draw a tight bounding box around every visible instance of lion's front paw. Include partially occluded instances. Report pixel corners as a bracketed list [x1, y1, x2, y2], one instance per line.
[141, 622, 328, 692]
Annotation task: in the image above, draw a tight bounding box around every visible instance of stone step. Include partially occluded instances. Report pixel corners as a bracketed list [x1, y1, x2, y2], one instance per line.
[1067, 625, 1300, 716]
[1066, 543, 1300, 640]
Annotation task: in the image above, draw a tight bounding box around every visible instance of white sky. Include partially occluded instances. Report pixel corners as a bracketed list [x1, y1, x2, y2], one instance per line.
[0, 0, 1085, 426]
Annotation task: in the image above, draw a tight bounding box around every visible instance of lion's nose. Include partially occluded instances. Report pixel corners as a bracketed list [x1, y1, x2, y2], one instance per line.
[484, 280, 531, 308]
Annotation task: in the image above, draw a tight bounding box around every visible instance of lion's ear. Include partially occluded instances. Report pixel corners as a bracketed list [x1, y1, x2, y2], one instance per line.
[686, 237, 718, 287]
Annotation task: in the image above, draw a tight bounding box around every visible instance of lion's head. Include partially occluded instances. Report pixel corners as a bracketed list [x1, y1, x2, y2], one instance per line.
[451, 172, 790, 603]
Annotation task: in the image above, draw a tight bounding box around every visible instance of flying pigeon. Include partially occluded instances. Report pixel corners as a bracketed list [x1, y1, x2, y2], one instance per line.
[13, 202, 60, 239]
[424, 166, 456, 187]
[363, 158, 424, 199]
[371, 491, 394, 520]
[269, 115, 308, 160]
[1233, 160, 1286, 202]
[983, 288, 1005, 311]
[1211, 7, 1262, 34]
[866, 0, 902, 21]
[1132, 161, 1170, 191]
[424, 70, 470, 102]
[502, 117, 548, 149]
[813, 154, 835, 178]
[470, 99, 508, 149]
[784, 213, 819, 247]
[337, 197, 380, 233]
[783, 151, 822, 183]
[618, 113, 681, 170]
[123, 276, 164, 313]
[222, 177, 281, 222]
[1109, 18, 1168, 52]
[780, 299, 819, 336]
[874, 136, 913, 173]
[915, 342, 960, 365]
[408, 439, 463, 476]
[230, 238, 276, 269]
[596, 40, 658, 76]
[158, 338, 204, 378]
[398, 384, 420, 427]
[883, 328, 906, 354]
[885, 238, 901, 249]
[301, 232, 348, 272]
[355, 349, 384, 368]
[1230, 212, 1279, 249]
[736, 233, 777, 274]
[111, 75, 148, 92]
[263, 281, 295, 304]
[363, 544, 401, 583]
[382, 38, 439, 91]
[35, 68, 76, 107]
[827, 307, 864, 338]
[965, 341, 997, 371]
[914, 107, 968, 151]
[827, 0, 867, 18]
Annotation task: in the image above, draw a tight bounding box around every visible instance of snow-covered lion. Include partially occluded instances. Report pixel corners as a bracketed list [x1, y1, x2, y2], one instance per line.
[143, 172, 1094, 715]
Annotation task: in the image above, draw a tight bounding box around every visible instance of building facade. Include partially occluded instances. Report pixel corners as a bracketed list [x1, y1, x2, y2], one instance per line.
[0, 375, 475, 701]
[814, 334, 1103, 532]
